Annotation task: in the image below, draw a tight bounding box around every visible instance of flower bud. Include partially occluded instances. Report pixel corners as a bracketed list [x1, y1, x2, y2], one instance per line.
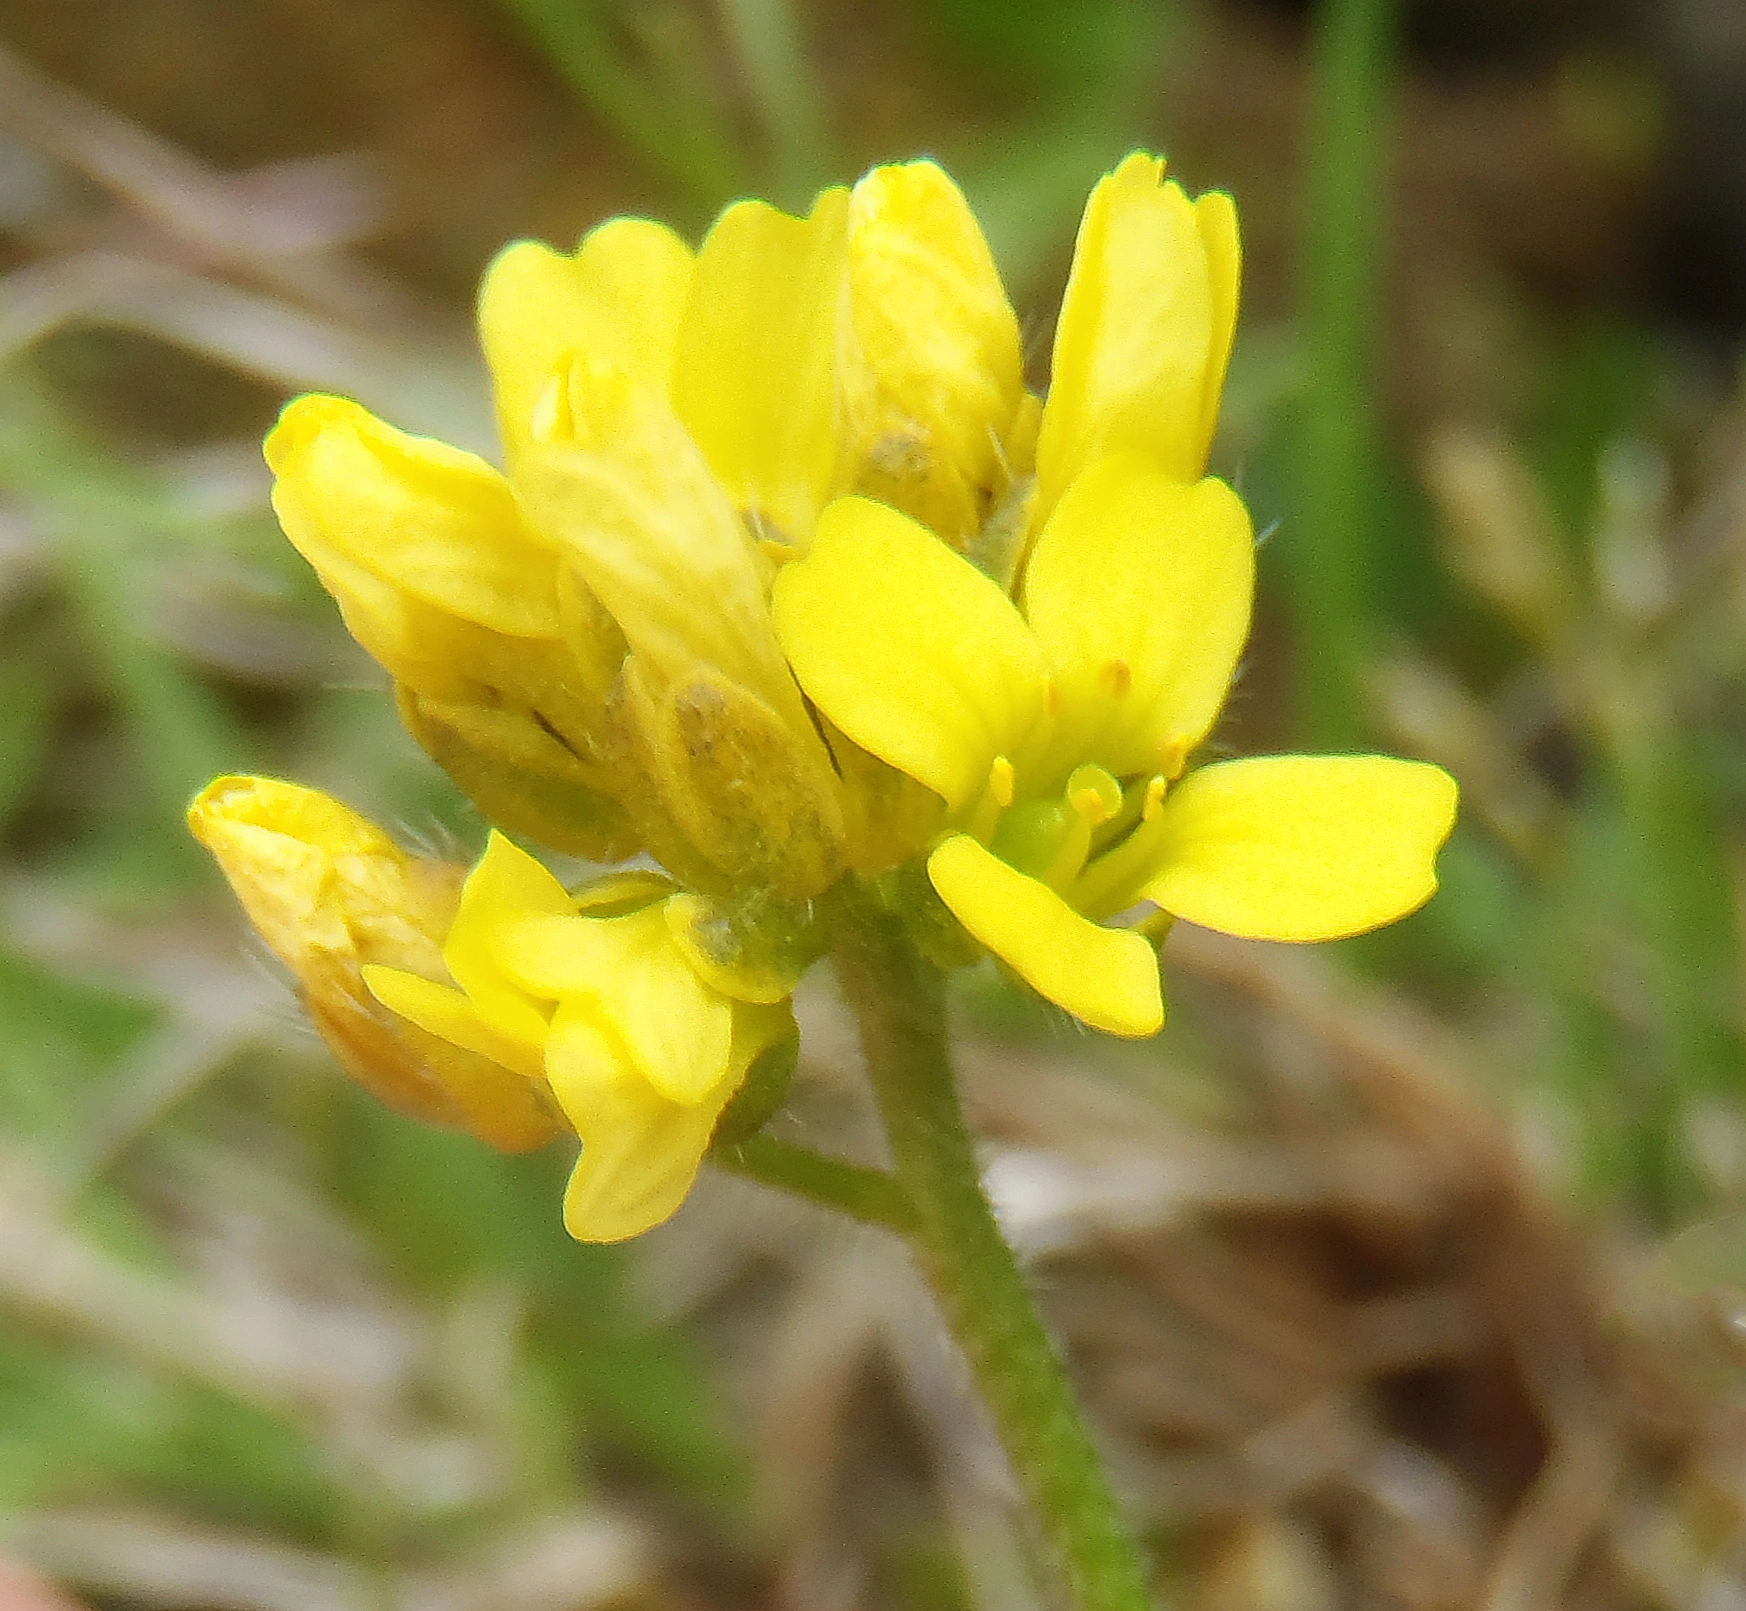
[836, 161, 1029, 546]
[187, 776, 562, 1151]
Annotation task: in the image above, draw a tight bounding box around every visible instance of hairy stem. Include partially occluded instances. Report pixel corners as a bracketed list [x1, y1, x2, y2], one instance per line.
[828, 881, 1158, 1611]
[711, 1134, 916, 1234]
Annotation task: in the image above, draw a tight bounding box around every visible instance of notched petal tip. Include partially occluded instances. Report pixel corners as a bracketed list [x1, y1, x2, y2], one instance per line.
[478, 222, 694, 460]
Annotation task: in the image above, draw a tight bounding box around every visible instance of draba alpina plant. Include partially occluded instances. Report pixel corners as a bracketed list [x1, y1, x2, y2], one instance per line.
[190, 154, 1455, 1611]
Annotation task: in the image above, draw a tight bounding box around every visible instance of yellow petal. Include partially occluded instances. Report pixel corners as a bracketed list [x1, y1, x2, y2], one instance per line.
[1036, 154, 1234, 521]
[362, 965, 546, 1082]
[773, 496, 1047, 812]
[266, 395, 560, 637]
[1193, 191, 1241, 466]
[1023, 457, 1253, 779]
[928, 833, 1162, 1037]
[837, 161, 1025, 542]
[490, 905, 734, 1106]
[478, 220, 693, 462]
[1143, 756, 1459, 940]
[516, 390, 803, 727]
[441, 832, 573, 1051]
[548, 1006, 736, 1243]
[670, 186, 849, 545]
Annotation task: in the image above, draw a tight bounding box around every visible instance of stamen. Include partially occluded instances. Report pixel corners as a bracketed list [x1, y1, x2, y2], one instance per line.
[988, 755, 1016, 809]
[1044, 678, 1063, 716]
[1141, 776, 1167, 821]
[1100, 658, 1132, 697]
[1158, 737, 1188, 780]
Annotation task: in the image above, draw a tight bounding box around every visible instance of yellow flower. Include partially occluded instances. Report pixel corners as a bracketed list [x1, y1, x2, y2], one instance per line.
[186, 776, 562, 1151]
[773, 452, 1458, 1038]
[364, 834, 794, 1243]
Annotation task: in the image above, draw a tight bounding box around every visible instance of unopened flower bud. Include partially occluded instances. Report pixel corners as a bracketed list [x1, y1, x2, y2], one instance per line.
[188, 776, 562, 1151]
[837, 161, 1030, 546]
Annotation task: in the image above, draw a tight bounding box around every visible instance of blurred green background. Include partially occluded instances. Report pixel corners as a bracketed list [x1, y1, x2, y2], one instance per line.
[3, 0, 1746, 1607]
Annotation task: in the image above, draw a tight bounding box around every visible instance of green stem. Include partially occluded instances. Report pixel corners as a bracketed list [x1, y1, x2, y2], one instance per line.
[827, 882, 1157, 1611]
[711, 1134, 917, 1234]
[1288, 0, 1399, 747]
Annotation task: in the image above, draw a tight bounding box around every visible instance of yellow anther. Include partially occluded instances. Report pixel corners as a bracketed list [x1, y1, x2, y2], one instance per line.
[1100, 658, 1133, 697]
[1141, 775, 1168, 821]
[988, 755, 1016, 809]
[1158, 737, 1188, 780]
[1044, 678, 1064, 717]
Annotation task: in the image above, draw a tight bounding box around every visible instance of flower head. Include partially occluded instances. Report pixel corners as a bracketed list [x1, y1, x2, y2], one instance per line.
[193, 149, 1456, 1240]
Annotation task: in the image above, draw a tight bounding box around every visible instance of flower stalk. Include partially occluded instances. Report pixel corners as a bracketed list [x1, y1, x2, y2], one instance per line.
[711, 1133, 917, 1234]
[828, 879, 1159, 1611]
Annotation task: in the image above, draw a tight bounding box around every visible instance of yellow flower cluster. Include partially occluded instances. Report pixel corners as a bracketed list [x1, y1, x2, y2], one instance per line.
[193, 153, 1455, 1239]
